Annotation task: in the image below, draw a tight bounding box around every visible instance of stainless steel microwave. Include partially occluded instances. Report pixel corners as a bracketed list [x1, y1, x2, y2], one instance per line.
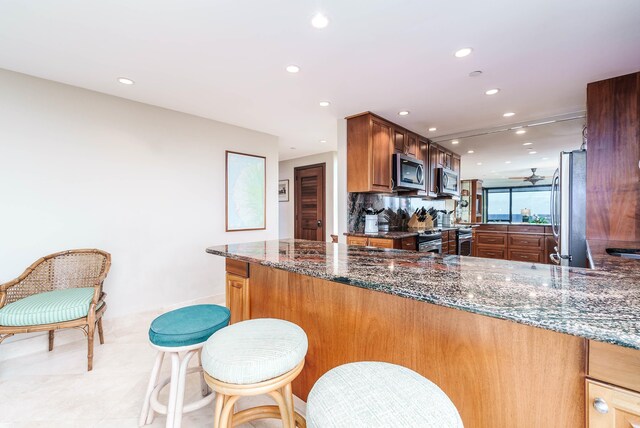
[392, 153, 425, 190]
[437, 167, 459, 196]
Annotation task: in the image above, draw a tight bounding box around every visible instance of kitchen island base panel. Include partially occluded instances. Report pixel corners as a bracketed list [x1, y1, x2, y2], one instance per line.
[246, 263, 585, 428]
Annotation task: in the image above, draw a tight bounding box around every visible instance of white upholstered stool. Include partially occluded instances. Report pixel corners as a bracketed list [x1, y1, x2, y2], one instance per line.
[306, 362, 463, 428]
[201, 318, 308, 428]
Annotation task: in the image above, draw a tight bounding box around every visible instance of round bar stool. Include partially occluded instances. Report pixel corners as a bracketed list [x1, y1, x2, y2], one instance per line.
[201, 318, 308, 428]
[139, 304, 230, 428]
[306, 362, 463, 428]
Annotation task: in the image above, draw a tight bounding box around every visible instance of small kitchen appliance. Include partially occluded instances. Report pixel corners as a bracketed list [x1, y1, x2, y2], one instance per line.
[392, 153, 425, 191]
[364, 215, 379, 235]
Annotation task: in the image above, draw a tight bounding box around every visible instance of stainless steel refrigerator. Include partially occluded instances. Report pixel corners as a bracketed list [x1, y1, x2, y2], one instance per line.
[550, 149, 587, 267]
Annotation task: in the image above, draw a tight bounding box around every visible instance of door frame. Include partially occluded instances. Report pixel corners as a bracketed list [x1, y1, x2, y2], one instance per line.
[294, 163, 326, 241]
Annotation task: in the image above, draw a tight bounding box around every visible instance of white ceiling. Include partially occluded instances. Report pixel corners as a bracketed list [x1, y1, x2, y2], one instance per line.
[1, 1, 639, 161]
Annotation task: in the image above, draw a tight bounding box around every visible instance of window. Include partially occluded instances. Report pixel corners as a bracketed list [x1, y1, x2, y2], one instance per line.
[484, 186, 551, 223]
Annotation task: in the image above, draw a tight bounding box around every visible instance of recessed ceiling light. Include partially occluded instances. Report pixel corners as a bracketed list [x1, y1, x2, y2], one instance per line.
[398, 110, 410, 116]
[286, 65, 300, 73]
[523, 142, 532, 146]
[428, 127, 437, 132]
[311, 12, 329, 29]
[505, 161, 512, 164]
[451, 140, 459, 145]
[290, 147, 296, 150]
[117, 77, 134, 85]
[476, 162, 482, 165]
[467, 150, 474, 153]
[319, 101, 330, 107]
[454, 48, 473, 58]
[503, 112, 515, 117]
[319, 139, 327, 143]
[485, 88, 500, 95]
[469, 70, 483, 77]
[516, 130, 526, 135]
[528, 151, 537, 154]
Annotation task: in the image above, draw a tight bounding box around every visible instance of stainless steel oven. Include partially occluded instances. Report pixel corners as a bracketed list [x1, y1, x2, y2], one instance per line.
[393, 153, 425, 191]
[418, 232, 442, 254]
[456, 228, 472, 256]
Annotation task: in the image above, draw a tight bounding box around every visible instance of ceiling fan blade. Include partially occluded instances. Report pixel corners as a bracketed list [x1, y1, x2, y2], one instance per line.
[508, 176, 528, 179]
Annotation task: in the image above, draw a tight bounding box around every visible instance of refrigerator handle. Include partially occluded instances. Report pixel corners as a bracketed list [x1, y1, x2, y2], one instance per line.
[550, 169, 560, 239]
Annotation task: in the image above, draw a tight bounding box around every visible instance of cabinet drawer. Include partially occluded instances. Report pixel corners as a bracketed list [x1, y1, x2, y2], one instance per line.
[508, 249, 543, 263]
[477, 233, 507, 247]
[476, 224, 508, 232]
[509, 234, 544, 250]
[587, 380, 640, 428]
[401, 237, 417, 251]
[476, 247, 506, 259]
[508, 225, 545, 234]
[368, 238, 395, 249]
[347, 236, 368, 246]
[589, 340, 640, 393]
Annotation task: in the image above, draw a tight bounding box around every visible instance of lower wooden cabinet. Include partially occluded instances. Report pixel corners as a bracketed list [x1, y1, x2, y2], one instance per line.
[508, 249, 544, 263]
[226, 272, 250, 324]
[346, 235, 417, 251]
[474, 225, 553, 264]
[477, 247, 506, 259]
[587, 380, 640, 427]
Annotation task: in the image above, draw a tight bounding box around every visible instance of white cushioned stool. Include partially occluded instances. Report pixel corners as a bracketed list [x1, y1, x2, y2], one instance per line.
[306, 362, 463, 428]
[202, 318, 308, 428]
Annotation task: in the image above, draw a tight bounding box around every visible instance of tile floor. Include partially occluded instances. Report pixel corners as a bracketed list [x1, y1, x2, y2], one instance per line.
[0, 299, 306, 427]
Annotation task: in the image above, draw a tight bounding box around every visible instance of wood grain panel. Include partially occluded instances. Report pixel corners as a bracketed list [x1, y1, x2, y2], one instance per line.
[367, 237, 394, 249]
[476, 224, 509, 232]
[589, 340, 640, 393]
[225, 259, 249, 278]
[401, 236, 417, 250]
[586, 72, 640, 241]
[476, 247, 506, 259]
[346, 114, 372, 192]
[371, 119, 393, 191]
[248, 263, 585, 428]
[508, 225, 547, 234]
[477, 233, 508, 246]
[346, 236, 368, 246]
[508, 249, 543, 263]
[509, 234, 544, 250]
[225, 273, 249, 324]
[587, 380, 640, 428]
[294, 164, 325, 241]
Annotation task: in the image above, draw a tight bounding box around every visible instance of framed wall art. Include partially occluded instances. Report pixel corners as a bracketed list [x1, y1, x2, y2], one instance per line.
[225, 151, 266, 231]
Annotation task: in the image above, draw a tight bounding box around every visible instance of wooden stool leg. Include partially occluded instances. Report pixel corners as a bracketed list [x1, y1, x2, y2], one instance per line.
[139, 351, 165, 426]
[197, 349, 211, 397]
[219, 396, 240, 428]
[268, 390, 291, 428]
[166, 352, 181, 428]
[97, 318, 105, 345]
[48, 330, 54, 351]
[283, 383, 296, 428]
[87, 323, 95, 371]
[213, 393, 225, 428]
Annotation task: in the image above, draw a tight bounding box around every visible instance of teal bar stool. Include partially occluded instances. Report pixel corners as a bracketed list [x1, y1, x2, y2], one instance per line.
[306, 362, 463, 428]
[139, 304, 230, 428]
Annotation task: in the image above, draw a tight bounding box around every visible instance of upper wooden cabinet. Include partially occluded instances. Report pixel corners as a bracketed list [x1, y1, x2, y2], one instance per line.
[347, 113, 393, 193]
[346, 111, 460, 195]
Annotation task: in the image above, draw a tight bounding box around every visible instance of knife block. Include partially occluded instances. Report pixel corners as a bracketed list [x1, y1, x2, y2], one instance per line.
[407, 213, 433, 230]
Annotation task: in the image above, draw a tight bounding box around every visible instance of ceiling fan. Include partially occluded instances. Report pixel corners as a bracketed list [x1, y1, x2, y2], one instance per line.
[508, 168, 548, 185]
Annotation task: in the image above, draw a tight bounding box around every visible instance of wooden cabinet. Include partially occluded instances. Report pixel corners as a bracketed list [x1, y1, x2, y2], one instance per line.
[346, 235, 417, 251]
[347, 113, 393, 193]
[225, 259, 250, 324]
[589, 340, 640, 395]
[477, 247, 506, 259]
[441, 230, 457, 255]
[587, 380, 640, 428]
[393, 127, 406, 153]
[347, 112, 461, 197]
[474, 224, 553, 264]
[508, 249, 543, 263]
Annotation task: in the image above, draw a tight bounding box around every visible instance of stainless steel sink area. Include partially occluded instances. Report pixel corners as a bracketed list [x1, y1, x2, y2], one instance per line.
[606, 248, 640, 259]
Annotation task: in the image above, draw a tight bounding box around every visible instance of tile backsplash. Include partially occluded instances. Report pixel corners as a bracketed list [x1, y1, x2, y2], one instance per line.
[347, 193, 454, 232]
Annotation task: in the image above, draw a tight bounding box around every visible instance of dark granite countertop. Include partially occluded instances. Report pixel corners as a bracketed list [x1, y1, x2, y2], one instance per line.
[587, 239, 640, 270]
[206, 239, 640, 350]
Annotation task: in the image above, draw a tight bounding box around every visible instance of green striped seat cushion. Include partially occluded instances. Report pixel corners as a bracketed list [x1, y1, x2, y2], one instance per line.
[0, 287, 98, 326]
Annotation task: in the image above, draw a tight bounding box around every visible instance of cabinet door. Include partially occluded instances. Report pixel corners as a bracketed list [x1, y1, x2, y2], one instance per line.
[226, 273, 249, 324]
[347, 236, 369, 246]
[476, 233, 508, 246]
[476, 247, 506, 259]
[371, 120, 393, 191]
[401, 236, 417, 251]
[508, 249, 543, 263]
[509, 234, 544, 250]
[444, 152, 452, 169]
[429, 143, 441, 194]
[368, 237, 395, 249]
[587, 380, 640, 428]
[418, 139, 430, 194]
[406, 132, 418, 156]
[452, 154, 461, 195]
[393, 128, 406, 153]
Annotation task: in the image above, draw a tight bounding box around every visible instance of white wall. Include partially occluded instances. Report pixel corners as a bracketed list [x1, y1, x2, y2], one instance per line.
[0, 69, 279, 318]
[278, 152, 337, 241]
[336, 119, 349, 242]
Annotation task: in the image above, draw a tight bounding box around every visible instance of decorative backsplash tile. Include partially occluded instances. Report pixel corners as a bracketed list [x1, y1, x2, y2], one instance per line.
[347, 193, 449, 232]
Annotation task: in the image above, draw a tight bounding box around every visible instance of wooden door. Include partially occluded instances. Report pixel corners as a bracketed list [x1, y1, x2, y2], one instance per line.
[371, 119, 393, 190]
[393, 128, 406, 152]
[406, 132, 418, 156]
[295, 163, 326, 241]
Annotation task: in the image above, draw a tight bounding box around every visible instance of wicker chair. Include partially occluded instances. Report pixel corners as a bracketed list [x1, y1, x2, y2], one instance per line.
[0, 249, 111, 371]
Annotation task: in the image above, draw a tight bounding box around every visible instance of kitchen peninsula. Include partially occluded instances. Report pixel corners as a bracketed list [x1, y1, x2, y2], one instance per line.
[207, 239, 640, 427]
